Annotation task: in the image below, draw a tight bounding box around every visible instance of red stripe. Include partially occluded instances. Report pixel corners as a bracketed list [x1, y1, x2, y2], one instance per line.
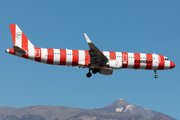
[158, 55, 164, 70]
[22, 32, 28, 59]
[59, 49, 66, 65]
[9, 24, 16, 46]
[109, 51, 116, 60]
[22, 32, 28, 50]
[47, 49, 54, 64]
[122, 52, 128, 68]
[9, 48, 15, 55]
[133, 53, 140, 69]
[85, 50, 90, 66]
[145, 54, 153, 69]
[72, 50, 79, 66]
[34, 47, 41, 62]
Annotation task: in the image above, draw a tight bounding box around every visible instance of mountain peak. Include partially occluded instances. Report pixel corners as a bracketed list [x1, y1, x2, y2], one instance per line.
[117, 98, 127, 102]
[107, 99, 130, 108]
[117, 98, 124, 100]
[97, 99, 130, 112]
[97, 99, 162, 119]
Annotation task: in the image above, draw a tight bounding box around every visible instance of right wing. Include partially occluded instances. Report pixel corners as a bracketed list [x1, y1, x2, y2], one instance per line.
[84, 33, 108, 65]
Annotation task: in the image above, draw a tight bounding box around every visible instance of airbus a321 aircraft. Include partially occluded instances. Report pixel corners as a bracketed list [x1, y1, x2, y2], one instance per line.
[6, 24, 175, 78]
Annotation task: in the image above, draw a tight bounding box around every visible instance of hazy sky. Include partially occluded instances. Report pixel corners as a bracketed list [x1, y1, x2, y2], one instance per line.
[1, 1, 179, 119]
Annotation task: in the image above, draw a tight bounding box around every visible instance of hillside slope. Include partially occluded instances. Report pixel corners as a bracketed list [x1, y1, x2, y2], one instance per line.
[0, 99, 176, 120]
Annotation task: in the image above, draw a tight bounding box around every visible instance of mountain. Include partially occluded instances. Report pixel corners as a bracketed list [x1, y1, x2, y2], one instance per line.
[97, 99, 175, 120]
[0, 106, 146, 120]
[0, 99, 176, 120]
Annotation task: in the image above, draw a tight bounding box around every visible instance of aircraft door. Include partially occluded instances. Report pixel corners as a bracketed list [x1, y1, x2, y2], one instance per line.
[123, 54, 127, 64]
[35, 49, 40, 57]
[122, 52, 128, 68]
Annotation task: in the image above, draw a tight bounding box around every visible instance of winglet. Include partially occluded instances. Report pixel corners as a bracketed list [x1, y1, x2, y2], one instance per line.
[84, 33, 92, 43]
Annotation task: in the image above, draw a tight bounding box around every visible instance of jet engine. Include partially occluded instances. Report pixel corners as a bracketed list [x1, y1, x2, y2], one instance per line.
[99, 68, 113, 75]
[107, 60, 122, 69]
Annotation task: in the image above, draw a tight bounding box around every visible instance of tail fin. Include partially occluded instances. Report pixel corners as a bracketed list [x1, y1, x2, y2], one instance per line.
[9, 24, 35, 50]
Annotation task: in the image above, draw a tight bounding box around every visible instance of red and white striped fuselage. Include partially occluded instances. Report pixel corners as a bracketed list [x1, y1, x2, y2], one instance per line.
[6, 24, 175, 78]
[6, 48, 175, 70]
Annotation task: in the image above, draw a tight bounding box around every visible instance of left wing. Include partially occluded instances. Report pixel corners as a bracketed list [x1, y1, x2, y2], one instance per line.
[84, 33, 108, 65]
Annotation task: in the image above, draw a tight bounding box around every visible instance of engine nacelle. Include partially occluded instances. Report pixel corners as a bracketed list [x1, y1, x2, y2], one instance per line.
[107, 60, 122, 69]
[99, 68, 113, 75]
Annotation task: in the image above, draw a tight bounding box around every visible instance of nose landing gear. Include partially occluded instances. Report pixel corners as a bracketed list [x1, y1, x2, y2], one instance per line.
[154, 70, 158, 78]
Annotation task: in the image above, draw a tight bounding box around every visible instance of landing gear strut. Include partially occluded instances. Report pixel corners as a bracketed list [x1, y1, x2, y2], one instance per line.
[154, 70, 158, 78]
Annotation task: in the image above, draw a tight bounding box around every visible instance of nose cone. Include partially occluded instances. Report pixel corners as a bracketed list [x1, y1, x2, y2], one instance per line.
[170, 61, 175, 69]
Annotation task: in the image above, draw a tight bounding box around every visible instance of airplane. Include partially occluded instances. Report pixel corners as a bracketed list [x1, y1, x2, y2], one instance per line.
[6, 24, 175, 78]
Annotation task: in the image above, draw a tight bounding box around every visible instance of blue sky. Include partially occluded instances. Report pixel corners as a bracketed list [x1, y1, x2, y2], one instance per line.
[1, 0, 179, 119]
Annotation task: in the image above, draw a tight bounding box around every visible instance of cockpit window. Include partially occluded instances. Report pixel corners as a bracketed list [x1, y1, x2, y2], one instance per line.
[165, 58, 169, 60]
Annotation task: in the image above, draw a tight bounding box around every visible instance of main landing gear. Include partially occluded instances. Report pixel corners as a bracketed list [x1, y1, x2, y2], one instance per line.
[86, 68, 92, 78]
[86, 68, 99, 78]
[154, 70, 158, 78]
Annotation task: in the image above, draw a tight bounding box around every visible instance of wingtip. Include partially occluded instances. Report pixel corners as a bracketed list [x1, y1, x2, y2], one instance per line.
[84, 33, 92, 43]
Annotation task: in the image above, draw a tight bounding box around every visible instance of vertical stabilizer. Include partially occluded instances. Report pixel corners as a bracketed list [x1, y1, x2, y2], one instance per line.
[9, 24, 35, 50]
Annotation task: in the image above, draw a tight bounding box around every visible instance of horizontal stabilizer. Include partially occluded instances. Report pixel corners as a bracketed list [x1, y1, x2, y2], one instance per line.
[13, 46, 27, 54]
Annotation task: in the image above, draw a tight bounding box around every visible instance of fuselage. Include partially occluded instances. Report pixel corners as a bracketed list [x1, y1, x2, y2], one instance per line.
[6, 47, 175, 70]
[6, 24, 175, 78]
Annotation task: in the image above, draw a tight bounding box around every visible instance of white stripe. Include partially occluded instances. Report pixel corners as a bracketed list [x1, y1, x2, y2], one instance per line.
[78, 50, 85, 66]
[127, 53, 134, 68]
[66, 49, 72, 65]
[152, 54, 158, 70]
[103, 51, 110, 59]
[28, 39, 34, 49]
[164, 59, 170, 70]
[15, 25, 22, 48]
[116, 52, 122, 61]
[14, 26, 22, 57]
[41, 48, 47, 63]
[53, 49, 60, 65]
[28, 47, 35, 61]
[139, 53, 146, 69]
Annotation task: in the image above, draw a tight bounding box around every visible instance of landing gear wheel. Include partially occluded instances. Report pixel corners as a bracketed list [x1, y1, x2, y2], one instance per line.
[86, 72, 92, 78]
[92, 69, 98, 74]
[154, 70, 158, 79]
[154, 75, 158, 78]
